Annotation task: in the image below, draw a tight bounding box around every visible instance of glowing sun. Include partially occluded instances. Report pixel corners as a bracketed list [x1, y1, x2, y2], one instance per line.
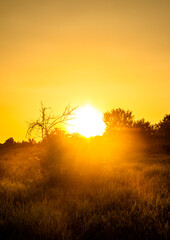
[67, 105, 106, 138]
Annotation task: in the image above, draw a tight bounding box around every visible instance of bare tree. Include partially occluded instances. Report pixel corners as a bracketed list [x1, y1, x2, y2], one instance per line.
[27, 102, 77, 141]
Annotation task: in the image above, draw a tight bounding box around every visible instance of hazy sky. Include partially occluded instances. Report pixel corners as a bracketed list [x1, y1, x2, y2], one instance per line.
[0, 0, 170, 142]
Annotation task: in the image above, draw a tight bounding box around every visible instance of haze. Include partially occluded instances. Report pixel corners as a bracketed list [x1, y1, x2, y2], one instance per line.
[0, 0, 170, 142]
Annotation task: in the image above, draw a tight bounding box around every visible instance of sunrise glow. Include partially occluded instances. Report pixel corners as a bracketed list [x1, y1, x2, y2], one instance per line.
[67, 105, 106, 138]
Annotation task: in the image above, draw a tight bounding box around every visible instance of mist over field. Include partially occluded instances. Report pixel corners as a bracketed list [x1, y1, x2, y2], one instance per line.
[0, 1, 170, 239]
[0, 111, 169, 239]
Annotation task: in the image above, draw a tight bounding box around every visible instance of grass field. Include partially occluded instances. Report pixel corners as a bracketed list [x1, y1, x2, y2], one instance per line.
[0, 137, 169, 240]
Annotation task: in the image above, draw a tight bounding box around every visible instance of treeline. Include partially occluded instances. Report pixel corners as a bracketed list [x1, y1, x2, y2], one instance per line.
[103, 108, 170, 154]
[104, 108, 170, 139]
[1, 107, 170, 153]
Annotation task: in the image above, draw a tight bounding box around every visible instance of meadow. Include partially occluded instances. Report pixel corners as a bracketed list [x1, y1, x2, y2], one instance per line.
[0, 134, 169, 240]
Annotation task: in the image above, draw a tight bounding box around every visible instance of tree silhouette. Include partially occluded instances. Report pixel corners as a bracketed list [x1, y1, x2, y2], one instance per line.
[156, 114, 170, 139]
[27, 102, 77, 141]
[4, 137, 15, 145]
[103, 108, 134, 133]
[133, 119, 153, 136]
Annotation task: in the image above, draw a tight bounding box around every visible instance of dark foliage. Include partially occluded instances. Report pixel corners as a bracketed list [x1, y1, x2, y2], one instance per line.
[4, 137, 15, 145]
[103, 108, 134, 134]
[156, 114, 170, 139]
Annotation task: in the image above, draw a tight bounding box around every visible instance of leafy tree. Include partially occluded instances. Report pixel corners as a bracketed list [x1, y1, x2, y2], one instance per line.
[27, 102, 77, 141]
[133, 119, 153, 136]
[156, 114, 170, 139]
[103, 108, 134, 133]
[4, 137, 15, 145]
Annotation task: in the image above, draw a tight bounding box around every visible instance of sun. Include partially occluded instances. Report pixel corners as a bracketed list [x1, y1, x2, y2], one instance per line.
[67, 105, 106, 138]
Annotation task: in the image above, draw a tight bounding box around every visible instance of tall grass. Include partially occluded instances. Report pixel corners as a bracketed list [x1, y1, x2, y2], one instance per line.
[0, 136, 169, 239]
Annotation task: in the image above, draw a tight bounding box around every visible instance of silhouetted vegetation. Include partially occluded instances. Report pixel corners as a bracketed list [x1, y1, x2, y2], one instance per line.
[156, 114, 170, 139]
[4, 137, 15, 145]
[104, 108, 134, 133]
[0, 106, 169, 240]
[27, 102, 77, 141]
[133, 118, 154, 137]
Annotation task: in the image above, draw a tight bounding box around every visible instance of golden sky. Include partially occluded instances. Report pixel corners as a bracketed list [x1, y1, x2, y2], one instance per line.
[0, 0, 170, 142]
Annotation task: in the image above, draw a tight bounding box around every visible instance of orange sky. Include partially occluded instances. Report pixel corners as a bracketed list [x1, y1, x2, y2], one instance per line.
[0, 0, 170, 142]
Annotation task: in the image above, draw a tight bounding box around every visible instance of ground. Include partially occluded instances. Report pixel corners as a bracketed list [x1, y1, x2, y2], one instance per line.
[0, 141, 169, 240]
